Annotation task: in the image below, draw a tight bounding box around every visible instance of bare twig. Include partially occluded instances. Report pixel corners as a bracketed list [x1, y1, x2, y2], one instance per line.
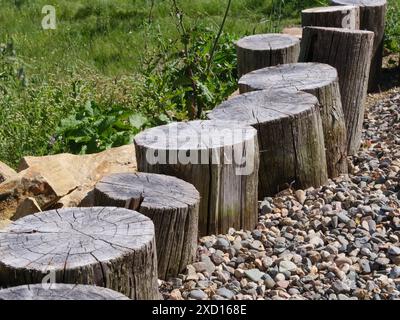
[206, 0, 232, 74]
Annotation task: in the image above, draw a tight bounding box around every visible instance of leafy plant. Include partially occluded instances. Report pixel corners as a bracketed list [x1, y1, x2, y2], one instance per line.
[52, 100, 148, 155]
[385, 0, 400, 53]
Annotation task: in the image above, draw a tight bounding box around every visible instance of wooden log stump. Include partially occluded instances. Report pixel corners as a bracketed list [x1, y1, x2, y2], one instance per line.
[94, 172, 200, 280]
[0, 207, 159, 300]
[302, 5, 360, 29]
[331, 0, 387, 92]
[239, 62, 348, 178]
[134, 120, 259, 237]
[0, 284, 130, 300]
[208, 89, 328, 197]
[300, 27, 374, 155]
[236, 34, 300, 77]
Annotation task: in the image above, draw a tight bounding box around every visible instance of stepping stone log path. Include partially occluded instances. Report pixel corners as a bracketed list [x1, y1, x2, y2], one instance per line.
[300, 27, 374, 155]
[239, 62, 348, 178]
[302, 5, 360, 29]
[331, 0, 387, 92]
[94, 172, 200, 280]
[0, 208, 159, 300]
[236, 34, 300, 77]
[134, 120, 259, 236]
[0, 284, 130, 300]
[208, 89, 328, 197]
[0, 0, 391, 301]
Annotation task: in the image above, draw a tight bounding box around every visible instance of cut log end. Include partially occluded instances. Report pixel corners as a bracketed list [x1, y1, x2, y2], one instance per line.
[238, 62, 348, 178]
[94, 172, 200, 280]
[0, 207, 159, 300]
[208, 89, 328, 197]
[0, 284, 130, 300]
[134, 120, 260, 236]
[236, 33, 301, 77]
[302, 5, 360, 29]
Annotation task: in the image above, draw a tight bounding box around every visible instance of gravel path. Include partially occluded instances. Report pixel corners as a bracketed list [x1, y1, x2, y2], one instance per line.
[160, 87, 400, 300]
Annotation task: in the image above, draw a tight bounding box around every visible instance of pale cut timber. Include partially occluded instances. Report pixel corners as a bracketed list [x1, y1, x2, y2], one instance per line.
[302, 5, 360, 29]
[0, 284, 130, 300]
[331, 0, 387, 92]
[239, 62, 348, 178]
[134, 120, 259, 236]
[236, 34, 300, 77]
[300, 27, 374, 155]
[0, 207, 159, 300]
[94, 172, 200, 280]
[282, 27, 303, 40]
[208, 89, 328, 197]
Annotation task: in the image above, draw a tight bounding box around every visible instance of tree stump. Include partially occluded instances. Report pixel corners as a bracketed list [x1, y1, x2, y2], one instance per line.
[302, 5, 360, 29]
[239, 62, 348, 178]
[236, 34, 300, 77]
[0, 284, 130, 300]
[134, 120, 259, 236]
[0, 208, 159, 300]
[94, 172, 200, 280]
[331, 0, 387, 92]
[208, 89, 328, 197]
[300, 27, 374, 155]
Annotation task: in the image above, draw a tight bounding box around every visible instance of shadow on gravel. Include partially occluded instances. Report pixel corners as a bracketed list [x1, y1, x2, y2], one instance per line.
[379, 54, 400, 92]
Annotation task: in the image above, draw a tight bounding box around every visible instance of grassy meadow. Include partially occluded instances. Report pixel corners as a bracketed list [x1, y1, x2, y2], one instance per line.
[0, 0, 398, 168]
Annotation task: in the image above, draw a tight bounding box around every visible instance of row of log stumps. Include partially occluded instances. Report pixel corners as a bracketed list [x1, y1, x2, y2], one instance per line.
[331, 0, 387, 92]
[0, 208, 159, 299]
[238, 62, 348, 178]
[236, 34, 301, 77]
[94, 172, 200, 280]
[0, 284, 130, 300]
[134, 120, 259, 237]
[208, 89, 328, 197]
[0, 0, 389, 301]
[300, 27, 374, 155]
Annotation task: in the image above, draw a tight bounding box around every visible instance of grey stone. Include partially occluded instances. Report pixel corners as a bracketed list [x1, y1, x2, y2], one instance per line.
[388, 246, 400, 256]
[214, 238, 230, 251]
[359, 259, 371, 274]
[390, 266, 400, 279]
[332, 281, 351, 293]
[216, 287, 235, 300]
[263, 274, 276, 289]
[210, 253, 224, 266]
[337, 211, 351, 224]
[190, 290, 207, 300]
[260, 200, 273, 214]
[244, 269, 265, 282]
[279, 260, 297, 273]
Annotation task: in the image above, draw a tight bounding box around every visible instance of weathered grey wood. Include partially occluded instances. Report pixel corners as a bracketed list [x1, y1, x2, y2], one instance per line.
[94, 172, 200, 280]
[302, 5, 360, 29]
[0, 207, 159, 300]
[236, 34, 300, 77]
[331, 0, 387, 92]
[239, 62, 348, 178]
[0, 284, 130, 300]
[208, 89, 328, 197]
[134, 120, 259, 236]
[300, 27, 374, 155]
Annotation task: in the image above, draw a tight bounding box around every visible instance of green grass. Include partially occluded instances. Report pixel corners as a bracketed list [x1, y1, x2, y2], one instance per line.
[0, 0, 398, 168]
[0, 0, 333, 77]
